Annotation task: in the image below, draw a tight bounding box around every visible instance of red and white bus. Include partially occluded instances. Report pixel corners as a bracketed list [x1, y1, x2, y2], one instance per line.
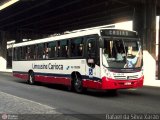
[12, 28, 144, 93]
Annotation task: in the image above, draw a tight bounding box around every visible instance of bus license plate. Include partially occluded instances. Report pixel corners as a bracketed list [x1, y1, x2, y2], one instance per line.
[124, 82, 132, 85]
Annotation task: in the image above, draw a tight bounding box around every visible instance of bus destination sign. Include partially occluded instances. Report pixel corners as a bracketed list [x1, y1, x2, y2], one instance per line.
[100, 29, 137, 37]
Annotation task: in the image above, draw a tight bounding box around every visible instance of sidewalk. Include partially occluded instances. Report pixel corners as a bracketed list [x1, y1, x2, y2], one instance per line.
[0, 69, 12, 73]
[144, 79, 160, 87]
[0, 91, 80, 120]
[0, 70, 81, 120]
[0, 91, 58, 114]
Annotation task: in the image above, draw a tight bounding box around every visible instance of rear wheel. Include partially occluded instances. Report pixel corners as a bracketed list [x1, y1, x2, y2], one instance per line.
[28, 72, 35, 85]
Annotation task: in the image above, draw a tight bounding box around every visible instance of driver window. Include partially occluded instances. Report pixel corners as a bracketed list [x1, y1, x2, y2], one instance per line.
[103, 40, 112, 58]
[112, 40, 125, 61]
[103, 40, 113, 59]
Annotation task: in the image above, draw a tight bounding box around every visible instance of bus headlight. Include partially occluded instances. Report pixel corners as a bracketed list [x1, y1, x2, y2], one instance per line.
[106, 71, 112, 79]
[103, 67, 112, 79]
[141, 66, 144, 76]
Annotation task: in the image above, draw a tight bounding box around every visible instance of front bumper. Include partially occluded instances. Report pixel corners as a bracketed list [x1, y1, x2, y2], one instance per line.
[101, 76, 144, 89]
[82, 76, 144, 90]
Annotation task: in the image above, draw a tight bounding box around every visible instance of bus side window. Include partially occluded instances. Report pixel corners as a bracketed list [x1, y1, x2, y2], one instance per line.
[48, 41, 56, 59]
[29, 45, 35, 60]
[70, 37, 84, 57]
[78, 43, 83, 56]
[21, 47, 26, 60]
[13, 48, 19, 61]
[13, 48, 17, 61]
[37, 43, 44, 59]
[43, 43, 47, 59]
[26, 46, 30, 60]
[57, 41, 61, 57]
[17, 47, 21, 61]
[61, 40, 69, 57]
[70, 41, 76, 57]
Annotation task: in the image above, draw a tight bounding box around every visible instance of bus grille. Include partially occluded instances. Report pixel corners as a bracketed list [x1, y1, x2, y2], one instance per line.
[114, 75, 138, 80]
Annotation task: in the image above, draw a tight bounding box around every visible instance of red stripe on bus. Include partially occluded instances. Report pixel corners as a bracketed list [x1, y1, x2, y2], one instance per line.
[13, 73, 71, 86]
[13, 72, 143, 90]
[35, 75, 71, 86]
[13, 73, 28, 80]
[82, 80, 102, 89]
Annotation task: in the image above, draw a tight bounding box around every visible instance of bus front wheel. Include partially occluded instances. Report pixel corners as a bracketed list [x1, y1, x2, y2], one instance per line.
[73, 77, 85, 93]
[28, 72, 35, 85]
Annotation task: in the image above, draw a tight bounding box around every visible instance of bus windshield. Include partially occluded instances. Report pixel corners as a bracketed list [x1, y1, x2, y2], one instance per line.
[102, 38, 142, 69]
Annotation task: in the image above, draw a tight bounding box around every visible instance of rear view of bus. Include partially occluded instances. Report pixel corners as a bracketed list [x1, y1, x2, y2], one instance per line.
[99, 29, 143, 90]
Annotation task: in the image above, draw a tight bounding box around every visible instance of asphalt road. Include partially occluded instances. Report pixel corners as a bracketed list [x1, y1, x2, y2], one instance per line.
[0, 72, 160, 120]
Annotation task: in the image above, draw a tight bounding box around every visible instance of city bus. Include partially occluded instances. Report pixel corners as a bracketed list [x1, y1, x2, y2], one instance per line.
[12, 28, 144, 93]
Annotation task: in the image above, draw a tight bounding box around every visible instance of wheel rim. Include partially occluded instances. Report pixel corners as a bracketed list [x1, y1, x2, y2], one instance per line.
[28, 73, 34, 84]
[74, 78, 83, 92]
[29, 75, 33, 84]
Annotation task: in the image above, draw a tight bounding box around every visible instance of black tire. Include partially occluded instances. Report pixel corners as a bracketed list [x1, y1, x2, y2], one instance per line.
[28, 72, 35, 85]
[73, 77, 85, 93]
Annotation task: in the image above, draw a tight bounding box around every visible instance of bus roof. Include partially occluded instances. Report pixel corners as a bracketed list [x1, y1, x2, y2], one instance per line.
[13, 28, 101, 48]
[13, 28, 136, 48]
